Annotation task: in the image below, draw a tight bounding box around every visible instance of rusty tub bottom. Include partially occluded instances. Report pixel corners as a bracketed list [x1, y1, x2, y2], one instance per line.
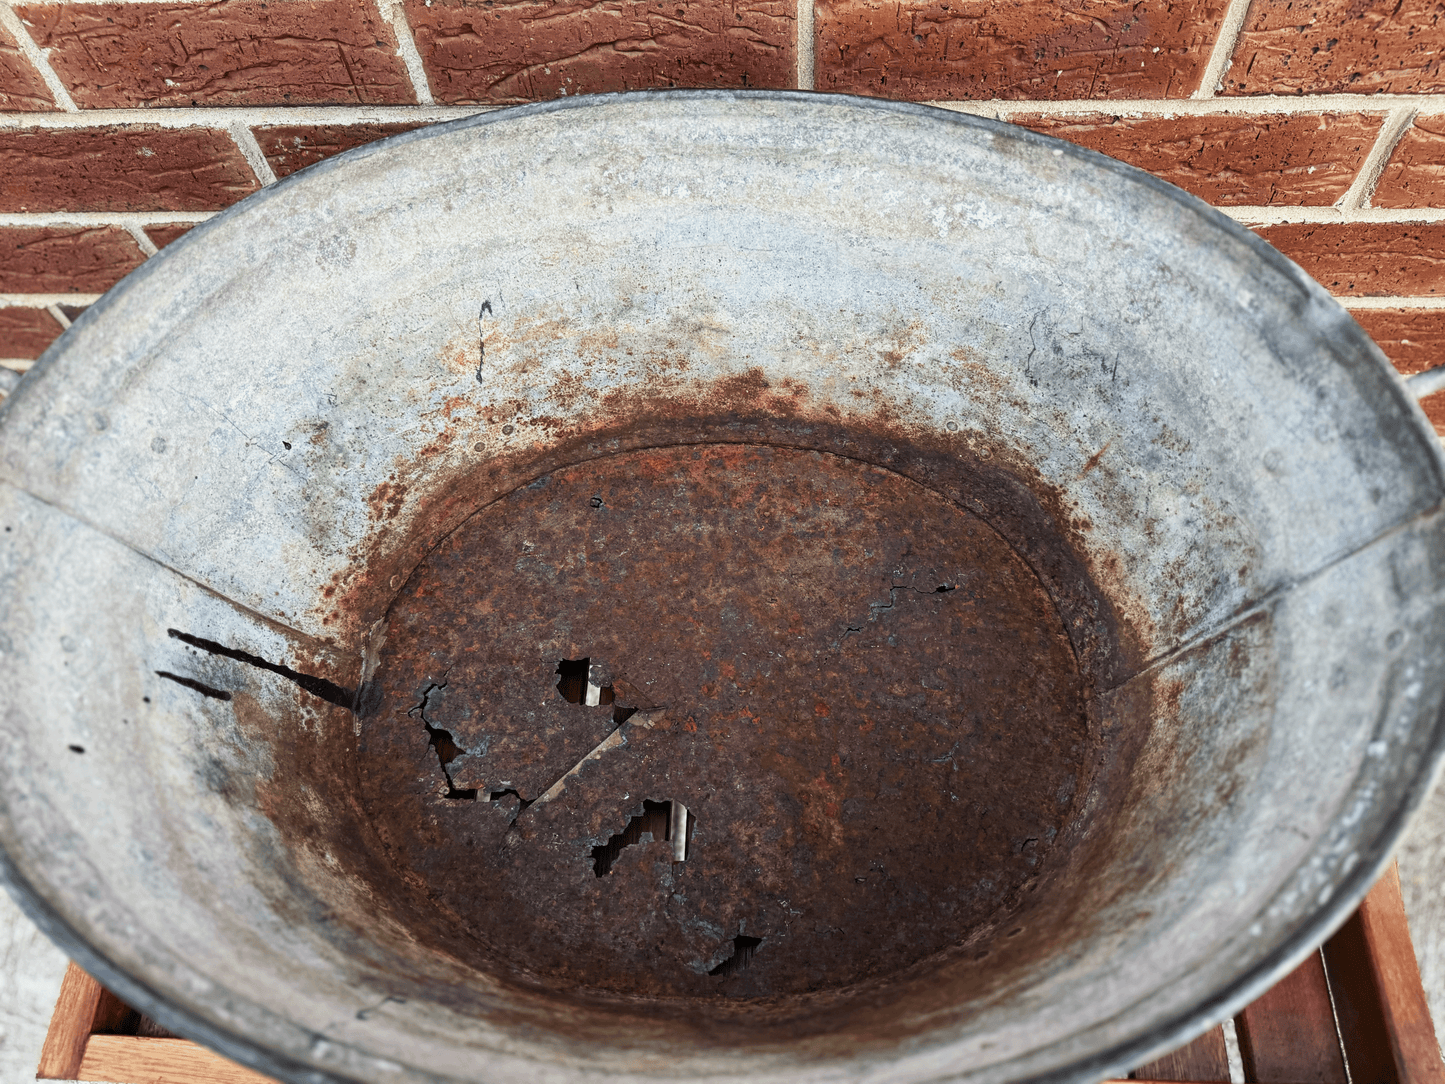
[343, 434, 1116, 1015]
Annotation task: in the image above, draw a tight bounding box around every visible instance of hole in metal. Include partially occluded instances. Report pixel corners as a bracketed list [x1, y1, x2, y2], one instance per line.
[709, 935, 763, 977]
[409, 680, 477, 800]
[592, 800, 689, 876]
[556, 657, 617, 708]
[556, 658, 589, 704]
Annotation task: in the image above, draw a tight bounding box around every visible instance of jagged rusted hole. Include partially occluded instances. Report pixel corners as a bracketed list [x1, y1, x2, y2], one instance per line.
[487, 787, 532, 812]
[592, 800, 673, 877]
[709, 936, 763, 977]
[555, 658, 589, 704]
[427, 721, 478, 801]
[410, 681, 477, 800]
[428, 725, 464, 766]
[557, 657, 619, 708]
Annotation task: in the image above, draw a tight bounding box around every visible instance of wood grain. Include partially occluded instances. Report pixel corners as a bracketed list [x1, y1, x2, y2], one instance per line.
[1322, 861, 1445, 1084]
[1358, 863, 1445, 1084]
[36, 962, 104, 1080]
[78, 1035, 279, 1084]
[37, 862, 1442, 1084]
[1132, 1025, 1232, 1082]
[1235, 949, 1347, 1083]
[90, 986, 140, 1035]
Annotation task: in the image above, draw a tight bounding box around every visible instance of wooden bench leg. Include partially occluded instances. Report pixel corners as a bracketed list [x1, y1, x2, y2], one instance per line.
[1322, 863, 1445, 1084]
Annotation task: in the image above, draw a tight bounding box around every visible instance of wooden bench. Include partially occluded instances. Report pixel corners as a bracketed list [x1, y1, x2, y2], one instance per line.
[38, 862, 1444, 1084]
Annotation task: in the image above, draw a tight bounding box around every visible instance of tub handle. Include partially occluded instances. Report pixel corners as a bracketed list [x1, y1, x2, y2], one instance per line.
[1406, 366, 1445, 401]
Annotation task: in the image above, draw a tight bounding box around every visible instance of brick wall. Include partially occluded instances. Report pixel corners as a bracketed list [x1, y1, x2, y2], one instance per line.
[1, 0, 1442, 427]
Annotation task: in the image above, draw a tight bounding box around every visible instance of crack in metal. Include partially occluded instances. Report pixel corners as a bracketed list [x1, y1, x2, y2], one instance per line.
[523, 707, 666, 814]
[407, 675, 477, 800]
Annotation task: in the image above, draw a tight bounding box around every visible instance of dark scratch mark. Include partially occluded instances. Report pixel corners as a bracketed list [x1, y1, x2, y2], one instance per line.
[168, 628, 354, 709]
[155, 670, 232, 701]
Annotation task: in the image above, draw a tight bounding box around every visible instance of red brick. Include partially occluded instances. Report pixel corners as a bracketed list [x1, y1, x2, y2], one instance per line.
[143, 223, 196, 250]
[0, 126, 259, 213]
[0, 226, 146, 293]
[0, 20, 54, 110]
[1418, 388, 1445, 434]
[1351, 308, 1445, 376]
[252, 122, 430, 179]
[405, 0, 794, 104]
[1012, 112, 1379, 206]
[1372, 116, 1445, 210]
[0, 305, 65, 359]
[1254, 223, 1445, 297]
[815, 0, 1227, 100]
[16, 1, 416, 108]
[1224, 0, 1445, 96]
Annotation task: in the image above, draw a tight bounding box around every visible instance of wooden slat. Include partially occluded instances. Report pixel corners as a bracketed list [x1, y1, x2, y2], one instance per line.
[1325, 908, 1399, 1084]
[134, 1012, 179, 1039]
[91, 987, 141, 1035]
[1132, 1025, 1232, 1082]
[78, 1035, 279, 1084]
[1357, 862, 1444, 1084]
[1235, 949, 1347, 1083]
[1322, 861, 1445, 1084]
[36, 962, 105, 1081]
[40, 861, 1441, 1084]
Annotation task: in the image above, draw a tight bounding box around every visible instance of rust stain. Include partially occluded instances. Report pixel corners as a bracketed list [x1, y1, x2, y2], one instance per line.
[367, 479, 408, 522]
[226, 350, 1208, 1050]
[323, 355, 1148, 681]
[1080, 439, 1113, 476]
[354, 440, 1093, 999]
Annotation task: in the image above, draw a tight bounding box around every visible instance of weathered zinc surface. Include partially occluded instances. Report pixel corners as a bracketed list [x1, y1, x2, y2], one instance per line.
[0, 93, 1443, 1084]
